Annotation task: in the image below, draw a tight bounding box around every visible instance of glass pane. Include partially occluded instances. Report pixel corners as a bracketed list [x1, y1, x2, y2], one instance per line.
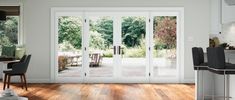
[57, 16, 83, 77]
[153, 16, 177, 77]
[0, 16, 19, 45]
[89, 16, 113, 77]
[121, 16, 146, 77]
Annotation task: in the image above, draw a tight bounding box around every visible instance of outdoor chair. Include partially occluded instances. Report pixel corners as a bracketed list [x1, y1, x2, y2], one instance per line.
[90, 53, 102, 67]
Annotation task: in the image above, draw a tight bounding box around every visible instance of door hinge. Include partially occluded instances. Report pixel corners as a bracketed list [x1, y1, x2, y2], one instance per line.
[149, 73, 151, 76]
[149, 19, 150, 22]
[85, 73, 87, 76]
[85, 47, 86, 51]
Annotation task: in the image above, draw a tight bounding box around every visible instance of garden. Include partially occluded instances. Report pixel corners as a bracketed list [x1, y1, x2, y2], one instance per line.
[58, 16, 177, 59]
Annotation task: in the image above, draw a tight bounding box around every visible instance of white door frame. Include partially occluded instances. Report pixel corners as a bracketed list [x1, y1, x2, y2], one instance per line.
[84, 12, 150, 83]
[50, 7, 184, 83]
[51, 11, 85, 83]
[149, 11, 184, 83]
[83, 12, 119, 83]
[115, 12, 150, 82]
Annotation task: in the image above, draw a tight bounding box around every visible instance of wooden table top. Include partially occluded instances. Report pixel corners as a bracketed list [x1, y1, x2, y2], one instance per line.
[0, 60, 20, 64]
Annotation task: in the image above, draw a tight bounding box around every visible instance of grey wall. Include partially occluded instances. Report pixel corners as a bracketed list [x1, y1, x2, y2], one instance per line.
[1, 0, 211, 82]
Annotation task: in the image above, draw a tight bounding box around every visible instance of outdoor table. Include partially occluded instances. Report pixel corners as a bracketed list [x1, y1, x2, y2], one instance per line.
[67, 54, 81, 66]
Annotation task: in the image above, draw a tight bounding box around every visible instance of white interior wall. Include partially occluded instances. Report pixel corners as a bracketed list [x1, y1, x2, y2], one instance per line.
[0, 0, 211, 83]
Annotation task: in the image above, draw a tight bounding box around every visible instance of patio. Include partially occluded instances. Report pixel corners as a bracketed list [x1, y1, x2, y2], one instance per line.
[58, 57, 176, 77]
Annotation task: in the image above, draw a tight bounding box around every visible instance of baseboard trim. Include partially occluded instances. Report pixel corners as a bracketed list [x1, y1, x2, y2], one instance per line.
[7, 78, 195, 83]
[182, 78, 195, 83]
[9, 78, 51, 83]
[27, 79, 51, 83]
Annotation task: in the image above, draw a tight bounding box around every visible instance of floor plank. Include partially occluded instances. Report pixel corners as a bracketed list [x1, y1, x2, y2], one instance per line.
[0, 83, 195, 100]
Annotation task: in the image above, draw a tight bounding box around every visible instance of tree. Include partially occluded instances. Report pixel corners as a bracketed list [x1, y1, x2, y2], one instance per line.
[154, 16, 176, 49]
[0, 16, 19, 45]
[0, 34, 11, 46]
[93, 17, 113, 48]
[92, 16, 146, 48]
[58, 16, 82, 49]
[5, 17, 18, 44]
[89, 31, 105, 50]
[122, 17, 145, 47]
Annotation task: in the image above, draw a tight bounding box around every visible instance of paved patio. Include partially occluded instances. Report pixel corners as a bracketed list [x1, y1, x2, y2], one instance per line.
[58, 57, 176, 77]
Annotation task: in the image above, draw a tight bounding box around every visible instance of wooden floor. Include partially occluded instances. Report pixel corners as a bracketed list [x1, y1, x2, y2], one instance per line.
[0, 83, 195, 100]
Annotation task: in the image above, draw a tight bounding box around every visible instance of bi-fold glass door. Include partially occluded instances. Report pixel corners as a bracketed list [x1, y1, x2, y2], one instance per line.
[55, 12, 85, 82]
[149, 12, 180, 83]
[84, 12, 118, 82]
[54, 10, 181, 83]
[84, 12, 149, 82]
[117, 12, 150, 82]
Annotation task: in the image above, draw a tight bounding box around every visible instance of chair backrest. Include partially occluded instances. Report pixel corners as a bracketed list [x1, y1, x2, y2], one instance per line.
[19, 55, 27, 62]
[12, 55, 31, 74]
[207, 47, 225, 69]
[23, 55, 31, 73]
[91, 53, 98, 63]
[192, 47, 205, 66]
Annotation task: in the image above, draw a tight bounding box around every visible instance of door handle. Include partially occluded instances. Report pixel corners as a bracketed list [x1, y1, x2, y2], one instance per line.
[118, 46, 121, 55]
[114, 46, 116, 55]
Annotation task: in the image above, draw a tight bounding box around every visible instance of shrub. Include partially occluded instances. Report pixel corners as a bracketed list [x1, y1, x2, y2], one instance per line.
[153, 49, 165, 58]
[89, 31, 105, 50]
[123, 38, 146, 58]
[59, 41, 77, 52]
[153, 49, 176, 59]
[103, 49, 113, 57]
[124, 47, 146, 58]
[0, 34, 12, 46]
[154, 16, 176, 49]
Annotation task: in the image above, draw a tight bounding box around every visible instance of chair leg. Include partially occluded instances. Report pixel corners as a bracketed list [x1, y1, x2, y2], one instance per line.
[20, 75, 24, 89]
[3, 74, 8, 90]
[224, 72, 226, 100]
[23, 74, 27, 91]
[7, 75, 11, 89]
[202, 70, 204, 100]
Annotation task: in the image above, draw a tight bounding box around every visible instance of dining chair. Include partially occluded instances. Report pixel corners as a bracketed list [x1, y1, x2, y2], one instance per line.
[3, 55, 31, 90]
[7, 55, 27, 69]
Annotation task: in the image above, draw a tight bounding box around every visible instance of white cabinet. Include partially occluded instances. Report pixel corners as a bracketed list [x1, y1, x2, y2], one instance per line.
[211, 0, 235, 34]
[211, 0, 221, 34]
[222, 0, 235, 24]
